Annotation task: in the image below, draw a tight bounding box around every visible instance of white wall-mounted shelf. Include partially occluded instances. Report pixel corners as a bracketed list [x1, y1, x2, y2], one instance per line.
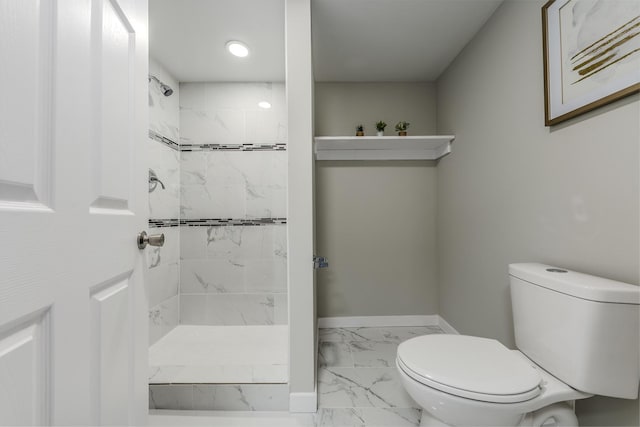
[314, 135, 455, 161]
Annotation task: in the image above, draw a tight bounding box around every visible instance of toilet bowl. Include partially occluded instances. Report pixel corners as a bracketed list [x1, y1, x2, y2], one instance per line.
[396, 263, 640, 427]
[396, 334, 590, 426]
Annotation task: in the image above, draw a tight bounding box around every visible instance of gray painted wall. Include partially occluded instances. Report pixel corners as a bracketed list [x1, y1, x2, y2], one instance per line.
[315, 83, 439, 317]
[435, 1, 639, 425]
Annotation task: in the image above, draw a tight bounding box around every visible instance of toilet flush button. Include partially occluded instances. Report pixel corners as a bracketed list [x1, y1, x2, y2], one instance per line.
[546, 268, 568, 273]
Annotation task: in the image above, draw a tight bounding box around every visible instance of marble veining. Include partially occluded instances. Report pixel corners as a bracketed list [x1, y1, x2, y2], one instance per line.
[148, 325, 289, 411]
[147, 226, 180, 345]
[180, 224, 287, 326]
[149, 326, 440, 422]
[180, 151, 287, 220]
[179, 82, 287, 147]
[149, 295, 179, 345]
[177, 82, 288, 331]
[149, 137, 181, 221]
[181, 294, 278, 326]
[318, 367, 415, 409]
[149, 384, 289, 411]
[315, 408, 421, 427]
[316, 326, 444, 426]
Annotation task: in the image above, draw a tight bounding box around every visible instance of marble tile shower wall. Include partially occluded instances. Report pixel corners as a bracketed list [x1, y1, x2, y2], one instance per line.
[179, 82, 287, 147]
[149, 57, 180, 143]
[148, 57, 181, 345]
[179, 83, 288, 326]
[148, 226, 180, 344]
[181, 151, 287, 219]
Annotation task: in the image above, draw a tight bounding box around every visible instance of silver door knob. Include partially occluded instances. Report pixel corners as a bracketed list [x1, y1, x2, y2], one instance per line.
[137, 231, 165, 249]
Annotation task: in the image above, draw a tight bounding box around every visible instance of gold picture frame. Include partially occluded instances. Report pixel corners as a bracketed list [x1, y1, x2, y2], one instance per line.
[542, 0, 640, 126]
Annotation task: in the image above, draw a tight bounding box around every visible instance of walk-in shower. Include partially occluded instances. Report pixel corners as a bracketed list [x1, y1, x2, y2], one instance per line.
[146, 0, 288, 412]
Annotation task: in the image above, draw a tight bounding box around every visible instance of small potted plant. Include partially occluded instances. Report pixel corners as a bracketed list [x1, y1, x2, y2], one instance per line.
[375, 121, 387, 137]
[395, 121, 410, 136]
[356, 124, 364, 136]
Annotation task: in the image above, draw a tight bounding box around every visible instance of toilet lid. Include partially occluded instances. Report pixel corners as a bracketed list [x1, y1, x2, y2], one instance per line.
[397, 335, 542, 403]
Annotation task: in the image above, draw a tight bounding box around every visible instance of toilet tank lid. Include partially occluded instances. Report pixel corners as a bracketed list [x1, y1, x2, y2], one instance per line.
[509, 263, 639, 304]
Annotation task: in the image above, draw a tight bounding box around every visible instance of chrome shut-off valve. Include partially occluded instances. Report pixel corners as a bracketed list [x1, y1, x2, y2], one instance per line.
[313, 256, 329, 269]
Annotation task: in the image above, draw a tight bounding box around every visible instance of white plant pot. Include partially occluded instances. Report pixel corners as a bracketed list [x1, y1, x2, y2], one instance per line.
[377, 131, 384, 137]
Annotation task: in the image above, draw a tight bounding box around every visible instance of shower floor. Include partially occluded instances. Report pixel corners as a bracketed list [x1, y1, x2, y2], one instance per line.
[149, 325, 288, 384]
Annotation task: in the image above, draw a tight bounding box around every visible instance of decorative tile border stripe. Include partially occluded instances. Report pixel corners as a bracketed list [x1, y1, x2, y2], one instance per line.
[148, 219, 180, 228]
[180, 142, 287, 152]
[180, 218, 287, 227]
[148, 218, 287, 227]
[148, 130, 286, 152]
[149, 130, 180, 151]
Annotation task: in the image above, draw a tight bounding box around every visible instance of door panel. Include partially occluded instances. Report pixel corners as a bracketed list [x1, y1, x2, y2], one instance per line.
[0, 308, 50, 426]
[0, 0, 53, 210]
[91, 0, 135, 213]
[90, 274, 132, 426]
[0, 0, 148, 425]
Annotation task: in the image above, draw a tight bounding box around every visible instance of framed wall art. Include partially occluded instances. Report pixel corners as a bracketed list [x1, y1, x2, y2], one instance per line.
[542, 0, 640, 126]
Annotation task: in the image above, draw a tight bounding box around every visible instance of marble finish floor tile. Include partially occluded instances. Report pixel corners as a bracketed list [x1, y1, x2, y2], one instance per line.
[318, 326, 443, 369]
[150, 408, 420, 427]
[359, 408, 421, 426]
[314, 408, 420, 427]
[375, 326, 443, 343]
[349, 341, 399, 368]
[316, 326, 443, 425]
[318, 342, 353, 367]
[314, 408, 364, 426]
[318, 367, 417, 409]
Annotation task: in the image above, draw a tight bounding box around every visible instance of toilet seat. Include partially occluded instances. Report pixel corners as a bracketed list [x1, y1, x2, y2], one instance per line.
[397, 335, 542, 404]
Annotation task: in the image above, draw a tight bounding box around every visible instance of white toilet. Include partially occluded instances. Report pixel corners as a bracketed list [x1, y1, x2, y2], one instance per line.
[396, 263, 640, 427]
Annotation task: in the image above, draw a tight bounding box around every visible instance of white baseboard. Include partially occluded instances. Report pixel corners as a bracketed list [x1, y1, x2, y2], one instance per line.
[437, 316, 460, 335]
[317, 315, 439, 328]
[316, 314, 460, 335]
[289, 391, 317, 413]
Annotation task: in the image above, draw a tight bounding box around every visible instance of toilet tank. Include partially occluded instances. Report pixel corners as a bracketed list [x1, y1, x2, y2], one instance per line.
[509, 263, 640, 399]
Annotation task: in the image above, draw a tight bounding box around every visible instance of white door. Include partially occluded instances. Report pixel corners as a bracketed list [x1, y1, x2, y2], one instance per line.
[0, 0, 148, 425]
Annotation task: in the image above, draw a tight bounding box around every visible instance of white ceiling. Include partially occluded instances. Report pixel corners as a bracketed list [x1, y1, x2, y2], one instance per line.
[149, 0, 504, 83]
[312, 0, 504, 81]
[149, 0, 286, 82]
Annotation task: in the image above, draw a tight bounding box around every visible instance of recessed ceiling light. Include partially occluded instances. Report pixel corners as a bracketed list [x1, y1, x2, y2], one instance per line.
[258, 101, 272, 109]
[226, 41, 249, 58]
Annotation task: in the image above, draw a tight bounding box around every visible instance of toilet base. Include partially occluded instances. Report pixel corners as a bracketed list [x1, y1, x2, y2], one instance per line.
[419, 402, 578, 427]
